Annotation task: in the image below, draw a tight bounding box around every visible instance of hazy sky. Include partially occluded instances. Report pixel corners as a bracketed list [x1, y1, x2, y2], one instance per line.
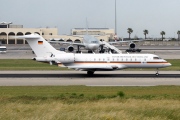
[0, 0, 180, 38]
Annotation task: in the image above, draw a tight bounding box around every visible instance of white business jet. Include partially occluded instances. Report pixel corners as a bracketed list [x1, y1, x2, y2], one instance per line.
[18, 34, 171, 76]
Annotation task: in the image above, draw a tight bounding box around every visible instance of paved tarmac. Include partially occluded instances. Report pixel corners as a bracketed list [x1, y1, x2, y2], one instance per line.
[1, 49, 180, 59]
[0, 71, 180, 86]
[0, 45, 180, 86]
[1, 44, 180, 59]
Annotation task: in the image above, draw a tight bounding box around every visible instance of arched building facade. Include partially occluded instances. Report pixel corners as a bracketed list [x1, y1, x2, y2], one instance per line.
[0, 28, 57, 44]
[0, 23, 114, 44]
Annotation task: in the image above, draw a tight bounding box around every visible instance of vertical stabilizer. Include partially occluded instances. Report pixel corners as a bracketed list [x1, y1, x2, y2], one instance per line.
[86, 18, 89, 35]
[18, 34, 59, 57]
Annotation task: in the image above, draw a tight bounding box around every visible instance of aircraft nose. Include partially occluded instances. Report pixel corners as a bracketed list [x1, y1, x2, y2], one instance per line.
[165, 62, 171, 67]
[167, 62, 172, 67]
[88, 44, 99, 50]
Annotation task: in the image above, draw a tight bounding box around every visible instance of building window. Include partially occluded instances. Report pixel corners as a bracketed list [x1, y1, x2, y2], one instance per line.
[49, 33, 52, 35]
[73, 32, 76, 35]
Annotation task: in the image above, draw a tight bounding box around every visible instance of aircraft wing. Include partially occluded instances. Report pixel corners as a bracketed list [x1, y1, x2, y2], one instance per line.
[67, 64, 126, 70]
[49, 41, 85, 47]
[108, 39, 144, 44]
[70, 43, 85, 47]
[123, 39, 144, 42]
[69, 66, 113, 71]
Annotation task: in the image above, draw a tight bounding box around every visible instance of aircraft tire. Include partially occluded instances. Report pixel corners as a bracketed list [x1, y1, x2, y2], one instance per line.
[76, 51, 81, 53]
[155, 73, 159, 76]
[87, 71, 94, 75]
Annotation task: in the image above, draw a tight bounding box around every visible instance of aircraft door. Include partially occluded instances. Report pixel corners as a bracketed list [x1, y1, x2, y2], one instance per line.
[107, 57, 110, 63]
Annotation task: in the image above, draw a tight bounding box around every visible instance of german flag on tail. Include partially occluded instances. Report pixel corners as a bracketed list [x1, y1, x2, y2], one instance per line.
[38, 41, 43, 45]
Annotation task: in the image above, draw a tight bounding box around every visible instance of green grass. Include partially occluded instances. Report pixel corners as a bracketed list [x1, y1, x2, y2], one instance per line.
[0, 59, 66, 70]
[0, 86, 180, 101]
[0, 86, 180, 120]
[0, 59, 179, 71]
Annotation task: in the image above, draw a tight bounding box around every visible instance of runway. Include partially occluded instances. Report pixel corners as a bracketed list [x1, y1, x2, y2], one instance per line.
[1, 45, 180, 86]
[0, 71, 180, 86]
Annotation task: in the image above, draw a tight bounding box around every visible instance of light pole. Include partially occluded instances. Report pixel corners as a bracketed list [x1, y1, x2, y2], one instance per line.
[115, 0, 117, 35]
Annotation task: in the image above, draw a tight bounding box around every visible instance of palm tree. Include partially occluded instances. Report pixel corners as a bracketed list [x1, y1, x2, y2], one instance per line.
[127, 28, 133, 40]
[143, 29, 148, 39]
[177, 30, 180, 40]
[160, 31, 165, 40]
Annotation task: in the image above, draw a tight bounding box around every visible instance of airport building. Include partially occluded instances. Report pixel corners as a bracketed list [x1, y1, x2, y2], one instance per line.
[72, 28, 114, 37]
[0, 22, 115, 44]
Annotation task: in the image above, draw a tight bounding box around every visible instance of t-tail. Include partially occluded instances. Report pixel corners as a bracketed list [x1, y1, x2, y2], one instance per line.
[85, 18, 89, 35]
[17, 34, 63, 62]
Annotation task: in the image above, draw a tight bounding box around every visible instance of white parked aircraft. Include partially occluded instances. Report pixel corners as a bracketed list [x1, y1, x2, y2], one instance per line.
[18, 34, 171, 76]
[110, 38, 145, 52]
[50, 32, 104, 53]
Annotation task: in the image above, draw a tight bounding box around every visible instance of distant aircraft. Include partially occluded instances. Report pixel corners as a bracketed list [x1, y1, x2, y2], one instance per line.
[120, 39, 143, 52]
[109, 37, 144, 52]
[18, 34, 171, 76]
[50, 20, 105, 53]
[50, 34, 104, 53]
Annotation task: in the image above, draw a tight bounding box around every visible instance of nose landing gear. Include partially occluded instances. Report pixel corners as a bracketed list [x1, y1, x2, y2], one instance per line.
[155, 68, 159, 76]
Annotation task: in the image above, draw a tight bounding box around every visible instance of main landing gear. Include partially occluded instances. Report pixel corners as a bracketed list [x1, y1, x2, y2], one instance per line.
[88, 50, 93, 53]
[99, 45, 105, 53]
[76, 46, 81, 53]
[155, 68, 159, 76]
[87, 71, 94, 76]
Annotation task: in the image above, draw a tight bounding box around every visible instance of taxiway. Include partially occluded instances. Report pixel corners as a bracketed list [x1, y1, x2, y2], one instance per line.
[0, 71, 180, 86]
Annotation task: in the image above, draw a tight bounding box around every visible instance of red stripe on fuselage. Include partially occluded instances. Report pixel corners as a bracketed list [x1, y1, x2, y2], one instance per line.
[58, 61, 169, 64]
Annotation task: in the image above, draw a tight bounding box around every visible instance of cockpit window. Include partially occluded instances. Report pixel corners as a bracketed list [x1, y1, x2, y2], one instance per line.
[91, 41, 97, 43]
[153, 57, 161, 59]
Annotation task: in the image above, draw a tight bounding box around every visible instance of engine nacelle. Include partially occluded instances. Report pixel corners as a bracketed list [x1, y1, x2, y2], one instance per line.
[129, 43, 136, 49]
[33, 57, 55, 62]
[56, 53, 74, 63]
[67, 46, 74, 52]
